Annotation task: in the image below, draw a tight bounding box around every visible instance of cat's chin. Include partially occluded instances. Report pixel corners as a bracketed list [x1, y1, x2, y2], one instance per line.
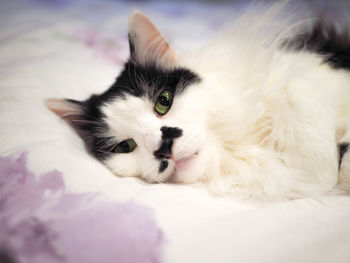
[175, 152, 198, 172]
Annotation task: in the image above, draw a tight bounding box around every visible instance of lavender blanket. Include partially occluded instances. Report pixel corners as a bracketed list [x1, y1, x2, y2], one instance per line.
[0, 153, 164, 263]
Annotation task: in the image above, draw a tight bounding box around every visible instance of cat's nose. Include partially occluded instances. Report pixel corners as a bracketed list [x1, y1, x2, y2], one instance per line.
[153, 126, 183, 160]
[160, 126, 183, 140]
[154, 140, 173, 159]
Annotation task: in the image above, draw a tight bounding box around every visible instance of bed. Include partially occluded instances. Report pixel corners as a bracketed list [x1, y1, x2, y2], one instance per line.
[1, 0, 350, 262]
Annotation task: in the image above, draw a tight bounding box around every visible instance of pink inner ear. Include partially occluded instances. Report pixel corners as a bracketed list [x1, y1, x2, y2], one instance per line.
[129, 11, 177, 66]
[45, 99, 84, 123]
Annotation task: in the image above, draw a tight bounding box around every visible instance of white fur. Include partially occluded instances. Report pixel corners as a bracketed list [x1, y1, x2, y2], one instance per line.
[101, 5, 350, 200]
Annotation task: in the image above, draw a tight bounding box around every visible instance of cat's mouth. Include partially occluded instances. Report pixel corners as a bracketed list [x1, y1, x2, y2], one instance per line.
[174, 152, 198, 171]
[165, 151, 199, 183]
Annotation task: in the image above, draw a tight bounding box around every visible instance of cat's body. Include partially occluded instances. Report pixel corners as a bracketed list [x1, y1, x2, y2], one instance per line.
[47, 5, 350, 200]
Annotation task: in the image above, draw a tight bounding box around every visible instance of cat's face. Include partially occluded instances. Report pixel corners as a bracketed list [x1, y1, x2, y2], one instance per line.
[46, 11, 214, 184]
[99, 62, 210, 183]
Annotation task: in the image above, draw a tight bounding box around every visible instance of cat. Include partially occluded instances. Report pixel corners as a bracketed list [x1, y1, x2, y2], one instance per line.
[46, 4, 350, 200]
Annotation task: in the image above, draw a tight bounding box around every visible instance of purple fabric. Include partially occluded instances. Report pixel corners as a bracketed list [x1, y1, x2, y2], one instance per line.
[0, 152, 165, 263]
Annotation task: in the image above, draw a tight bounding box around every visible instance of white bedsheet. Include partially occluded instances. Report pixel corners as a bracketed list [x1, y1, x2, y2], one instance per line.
[1, 0, 350, 262]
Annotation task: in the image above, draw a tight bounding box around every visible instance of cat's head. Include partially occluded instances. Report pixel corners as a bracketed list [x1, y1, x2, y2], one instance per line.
[46, 11, 215, 184]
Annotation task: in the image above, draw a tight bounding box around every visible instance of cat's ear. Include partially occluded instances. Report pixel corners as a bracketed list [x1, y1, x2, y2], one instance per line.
[128, 11, 177, 67]
[45, 98, 86, 127]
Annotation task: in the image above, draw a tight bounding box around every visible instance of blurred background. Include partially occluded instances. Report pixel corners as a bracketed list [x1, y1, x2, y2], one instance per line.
[2, 0, 349, 65]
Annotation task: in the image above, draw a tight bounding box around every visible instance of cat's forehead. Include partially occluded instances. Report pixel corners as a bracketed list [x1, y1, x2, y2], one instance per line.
[102, 94, 153, 121]
[104, 61, 201, 102]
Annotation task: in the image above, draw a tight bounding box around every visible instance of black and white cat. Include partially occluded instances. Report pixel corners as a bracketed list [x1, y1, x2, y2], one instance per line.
[46, 6, 350, 199]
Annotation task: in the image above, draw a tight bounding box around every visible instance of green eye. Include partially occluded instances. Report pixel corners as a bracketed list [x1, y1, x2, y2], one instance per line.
[113, 139, 137, 153]
[155, 90, 173, 115]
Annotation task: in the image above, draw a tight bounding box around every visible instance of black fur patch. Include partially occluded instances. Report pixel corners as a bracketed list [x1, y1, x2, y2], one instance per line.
[289, 21, 350, 70]
[67, 60, 199, 161]
[154, 140, 173, 160]
[106, 61, 200, 101]
[160, 126, 183, 140]
[159, 160, 169, 173]
[339, 143, 349, 169]
[154, 126, 183, 160]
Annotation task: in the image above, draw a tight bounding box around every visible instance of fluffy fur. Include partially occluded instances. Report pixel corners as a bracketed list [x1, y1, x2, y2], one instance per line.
[46, 4, 350, 200]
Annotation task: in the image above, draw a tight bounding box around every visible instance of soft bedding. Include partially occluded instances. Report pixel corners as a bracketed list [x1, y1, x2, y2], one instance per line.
[1, 0, 350, 262]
